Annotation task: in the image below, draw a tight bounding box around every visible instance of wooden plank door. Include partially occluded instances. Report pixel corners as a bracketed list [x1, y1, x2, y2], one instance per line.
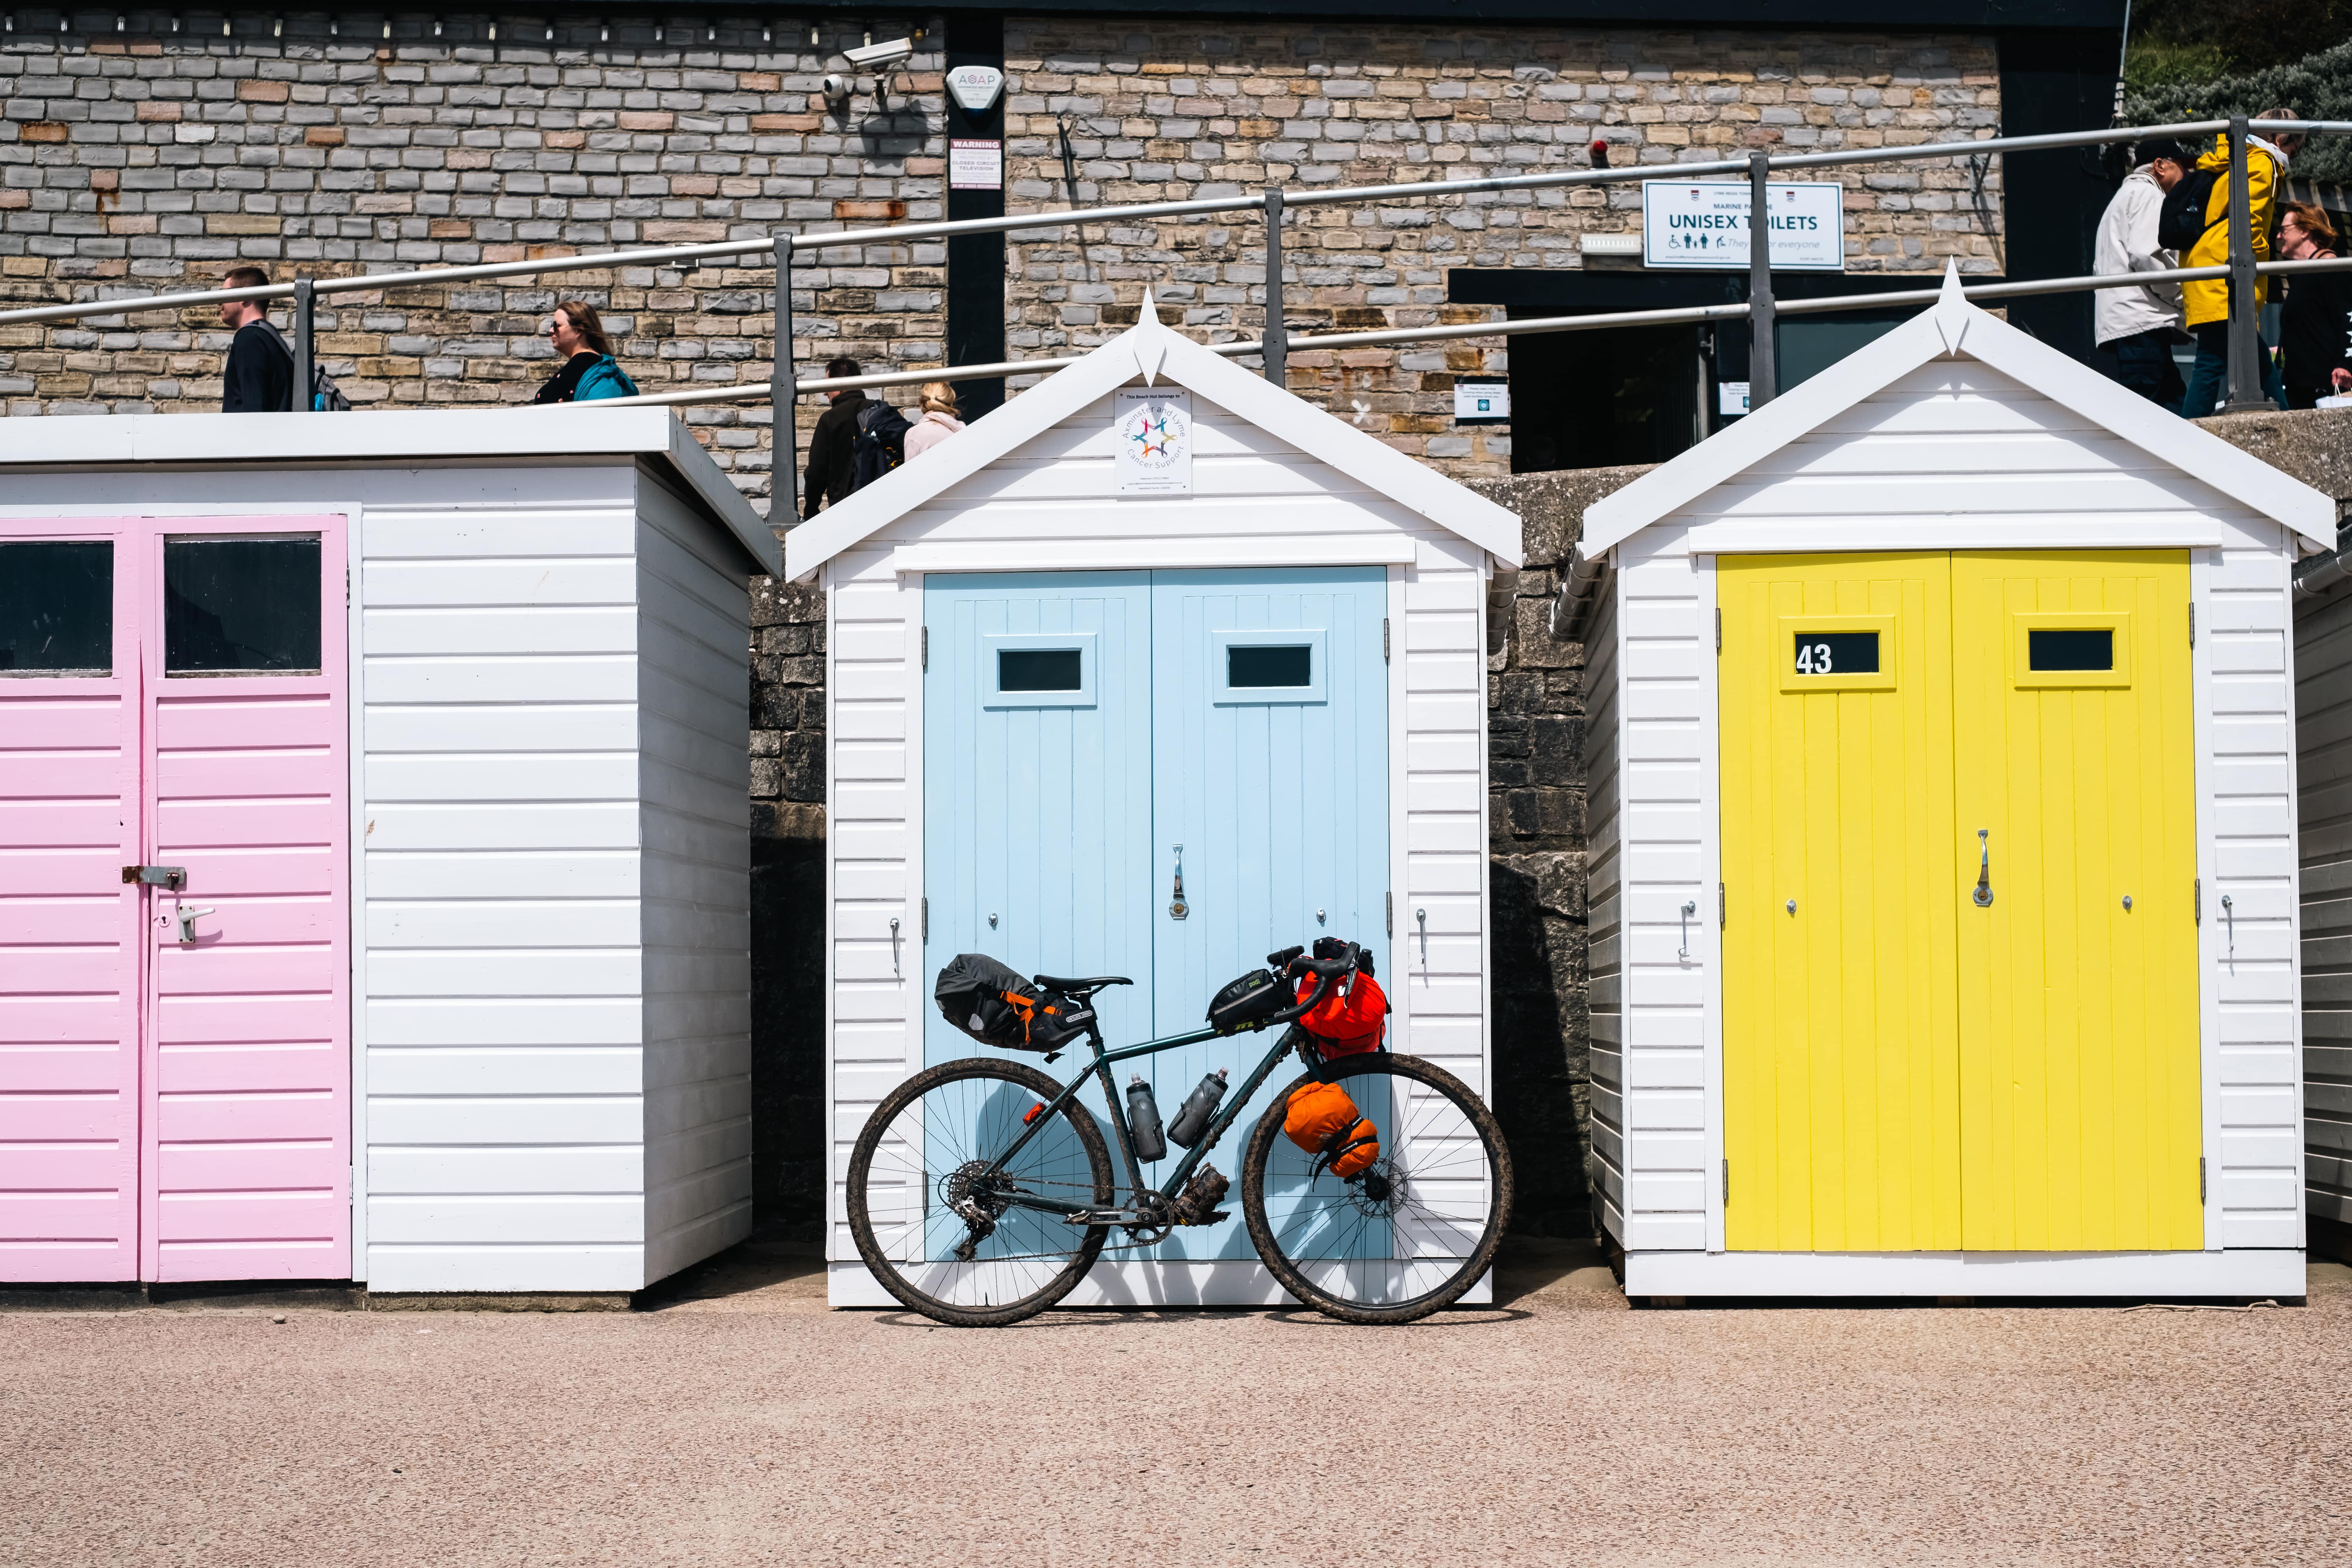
[142, 521, 351, 1282]
[1951, 550, 2201, 1251]
[0, 522, 143, 1281]
[922, 571, 1156, 1064]
[1719, 553, 1962, 1252]
[1149, 567, 1390, 1261]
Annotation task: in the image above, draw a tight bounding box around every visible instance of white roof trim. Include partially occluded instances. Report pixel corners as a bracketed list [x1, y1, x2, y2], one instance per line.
[0, 406, 782, 575]
[1582, 261, 2336, 559]
[783, 287, 1523, 583]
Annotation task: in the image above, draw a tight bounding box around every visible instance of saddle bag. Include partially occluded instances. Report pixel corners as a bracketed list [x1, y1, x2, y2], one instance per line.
[1284, 1080, 1380, 1180]
[934, 953, 1046, 1049]
[1206, 967, 1289, 1034]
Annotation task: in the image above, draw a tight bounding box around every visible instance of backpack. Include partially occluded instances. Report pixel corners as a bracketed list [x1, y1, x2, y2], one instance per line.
[253, 320, 352, 411]
[2156, 165, 2228, 253]
[573, 356, 640, 401]
[851, 400, 912, 490]
[1284, 1080, 1380, 1181]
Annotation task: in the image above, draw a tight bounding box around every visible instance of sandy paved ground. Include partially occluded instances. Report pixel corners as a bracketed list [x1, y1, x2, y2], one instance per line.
[2, 1245, 2347, 1568]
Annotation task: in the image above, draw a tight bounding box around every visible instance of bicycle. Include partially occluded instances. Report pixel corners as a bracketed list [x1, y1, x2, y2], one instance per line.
[846, 942, 1514, 1327]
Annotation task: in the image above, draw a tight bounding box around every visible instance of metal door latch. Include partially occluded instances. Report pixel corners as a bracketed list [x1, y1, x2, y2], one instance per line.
[1169, 844, 1189, 921]
[1972, 829, 1994, 907]
[1678, 900, 1697, 961]
[175, 905, 215, 945]
[888, 916, 902, 978]
[122, 864, 186, 891]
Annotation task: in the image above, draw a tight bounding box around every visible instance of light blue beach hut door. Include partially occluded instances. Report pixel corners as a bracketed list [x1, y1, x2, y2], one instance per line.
[924, 567, 1390, 1260]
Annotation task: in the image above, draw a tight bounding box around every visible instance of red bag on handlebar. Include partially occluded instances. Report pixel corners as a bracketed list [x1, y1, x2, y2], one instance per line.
[1293, 968, 1387, 1057]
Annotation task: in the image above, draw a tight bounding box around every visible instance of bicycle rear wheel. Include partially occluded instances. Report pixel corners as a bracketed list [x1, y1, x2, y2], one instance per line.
[846, 1057, 1114, 1327]
[1241, 1052, 1512, 1324]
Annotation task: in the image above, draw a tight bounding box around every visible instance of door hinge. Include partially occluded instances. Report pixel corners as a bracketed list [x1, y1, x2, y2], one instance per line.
[1715, 607, 1722, 653]
[1386, 891, 1393, 936]
[2200, 1156, 2207, 1204]
[2189, 603, 2196, 647]
[921, 897, 928, 943]
[1719, 882, 1726, 927]
[345, 565, 351, 607]
[920, 626, 928, 671]
[1383, 617, 1391, 662]
[2194, 877, 2201, 923]
[1722, 1159, 1730, 1206]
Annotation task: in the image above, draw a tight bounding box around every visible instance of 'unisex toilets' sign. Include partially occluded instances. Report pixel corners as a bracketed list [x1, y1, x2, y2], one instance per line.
[1642, 180, 1844, 271]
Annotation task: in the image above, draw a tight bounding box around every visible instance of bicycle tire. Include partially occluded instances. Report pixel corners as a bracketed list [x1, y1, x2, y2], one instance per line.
[846, 1056, 1115, 1328]
[1241, 1052, 1513, 1325]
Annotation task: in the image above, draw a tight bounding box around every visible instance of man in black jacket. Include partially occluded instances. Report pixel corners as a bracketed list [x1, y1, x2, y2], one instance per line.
[800, 357, 869, 519]
[218, 265, 293, 413]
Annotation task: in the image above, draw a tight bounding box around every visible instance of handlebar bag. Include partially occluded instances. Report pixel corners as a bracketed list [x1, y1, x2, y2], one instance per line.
[1292, 968, 1388, 1058]
[1206, 967, 1289, 1034]
[934, 953, 1046, 1048]
[1284, 1081, 1380, 1180]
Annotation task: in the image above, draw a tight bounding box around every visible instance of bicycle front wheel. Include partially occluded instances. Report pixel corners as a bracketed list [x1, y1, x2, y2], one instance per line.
[846, 1056, 1114, 1327]
[1241, 1052, 1513, 1324]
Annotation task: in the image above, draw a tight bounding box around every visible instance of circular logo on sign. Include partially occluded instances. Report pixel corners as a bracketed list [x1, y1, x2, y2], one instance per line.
[1119, 399, 1187, 468]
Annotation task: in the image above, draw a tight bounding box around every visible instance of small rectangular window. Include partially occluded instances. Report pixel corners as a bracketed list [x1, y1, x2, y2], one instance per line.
[2027, 628, 2114, 672]
[997, 648, 1083, 692]
[1227, 644, 1313, 688]
[0, 541, 112, 675]
[1790, 630, 1879, 677]
[164, 537, 322, 674]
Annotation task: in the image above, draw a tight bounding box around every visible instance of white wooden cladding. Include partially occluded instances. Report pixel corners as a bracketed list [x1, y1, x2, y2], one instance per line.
[2296, 584, 2352, 1229]
[824, 385, 1494, 1298]
[1591, 356, 2307, 1266]
[360, 467, 755, 1292]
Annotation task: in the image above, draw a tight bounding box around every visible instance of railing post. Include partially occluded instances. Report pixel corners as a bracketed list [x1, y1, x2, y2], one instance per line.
[1262, 186, 1287, 386]
[291, 277, 314, 413]
[771, 234, 798, 524]
[1747, 151, 1777, 409]
[2223, 114, 2270, 412]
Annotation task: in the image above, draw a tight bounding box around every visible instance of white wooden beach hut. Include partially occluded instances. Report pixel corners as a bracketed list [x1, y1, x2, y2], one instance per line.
[1561, 265, 2327, 1300]
[785, 292, 1524, 1307]
[0, 408, 775, 1294]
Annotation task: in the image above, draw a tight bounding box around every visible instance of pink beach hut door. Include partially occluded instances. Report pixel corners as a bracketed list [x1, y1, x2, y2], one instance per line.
[0, 515, 350, 1285]
[141, 521, 351, 1283]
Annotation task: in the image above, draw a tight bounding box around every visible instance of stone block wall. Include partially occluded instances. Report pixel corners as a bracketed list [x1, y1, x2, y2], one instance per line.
[1001, 23, 2004, 478]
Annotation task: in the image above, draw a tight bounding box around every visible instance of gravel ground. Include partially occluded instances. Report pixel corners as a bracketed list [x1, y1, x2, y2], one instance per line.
[2, 1245, 2347, 1568]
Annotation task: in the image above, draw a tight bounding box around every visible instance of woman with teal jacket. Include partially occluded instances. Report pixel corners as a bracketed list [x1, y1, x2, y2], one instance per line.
[532, 300, 640, 402]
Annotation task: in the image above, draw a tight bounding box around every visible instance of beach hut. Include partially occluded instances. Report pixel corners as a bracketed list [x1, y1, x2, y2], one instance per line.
[1559, 265, 2325, 1299]
[0, 408, 775, 1293]
[785, 292, 1524, 1307]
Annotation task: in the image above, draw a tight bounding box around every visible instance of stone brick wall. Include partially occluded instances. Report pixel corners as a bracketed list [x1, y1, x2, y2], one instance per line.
[1002, 23, 2003, 479]
[0, 10, 946, 513]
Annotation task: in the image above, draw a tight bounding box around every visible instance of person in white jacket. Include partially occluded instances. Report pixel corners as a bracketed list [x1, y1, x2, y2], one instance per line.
[2093, 138, 2190, 409]
[902, 383, 966, 459]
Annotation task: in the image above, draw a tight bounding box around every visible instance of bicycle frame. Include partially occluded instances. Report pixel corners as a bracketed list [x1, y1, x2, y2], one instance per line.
[982, 1019, 1308, 1224]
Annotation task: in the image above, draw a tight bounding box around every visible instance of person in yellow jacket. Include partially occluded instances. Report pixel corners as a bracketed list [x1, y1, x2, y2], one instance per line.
[2181, 109, 2307, 417]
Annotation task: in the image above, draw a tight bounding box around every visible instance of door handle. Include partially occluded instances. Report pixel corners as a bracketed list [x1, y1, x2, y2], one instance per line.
[175, 905, 215, 945]
[1972, 829, 1994, 907]
[1169, 844, 1189, 921]
[1678, 900, 1697, 961]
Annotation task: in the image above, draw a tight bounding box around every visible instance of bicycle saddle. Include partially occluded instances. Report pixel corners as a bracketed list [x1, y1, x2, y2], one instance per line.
[1032, 974, 1132, 995]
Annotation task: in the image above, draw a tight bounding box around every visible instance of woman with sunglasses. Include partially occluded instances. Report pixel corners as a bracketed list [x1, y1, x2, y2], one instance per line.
[531, 301, 636, 403]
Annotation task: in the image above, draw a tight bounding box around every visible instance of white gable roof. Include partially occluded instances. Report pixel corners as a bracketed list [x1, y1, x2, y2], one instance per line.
[1583, 263, 2335, 558]
[783, 291, 1524, 583]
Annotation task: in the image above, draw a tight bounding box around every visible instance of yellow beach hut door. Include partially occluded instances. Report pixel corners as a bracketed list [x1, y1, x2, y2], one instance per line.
[1720, 550, 2200, 1253]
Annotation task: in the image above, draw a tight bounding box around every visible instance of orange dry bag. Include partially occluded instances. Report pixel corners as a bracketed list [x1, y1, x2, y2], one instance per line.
[1292, 969, 1388, 1059]
[1284, 1080, 1379, 1180]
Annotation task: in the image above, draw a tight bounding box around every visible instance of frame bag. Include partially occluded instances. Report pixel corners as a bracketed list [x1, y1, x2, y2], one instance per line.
[1206, 967, 1289, 1034]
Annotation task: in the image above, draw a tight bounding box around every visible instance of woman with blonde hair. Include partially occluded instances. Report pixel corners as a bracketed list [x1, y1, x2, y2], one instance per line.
[902, 381, 965, 458]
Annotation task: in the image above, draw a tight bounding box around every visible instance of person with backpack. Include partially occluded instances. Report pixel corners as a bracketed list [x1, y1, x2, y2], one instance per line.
[799, 357, 912, 517]
[218, 265, 294, 413]
[531, 301, 638, 403]
[2092, 140, 2190, 410]
[2176, 109, 2306, 418]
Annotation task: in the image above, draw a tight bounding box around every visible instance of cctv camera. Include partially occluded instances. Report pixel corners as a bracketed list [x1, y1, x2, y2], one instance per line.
[820, 74, 851, 105]
[843, 36, 913, 69]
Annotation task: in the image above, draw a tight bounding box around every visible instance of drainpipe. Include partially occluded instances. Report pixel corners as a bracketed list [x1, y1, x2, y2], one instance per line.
[2294, 544, 2352, 600]
[1550, 544, 1609, 641]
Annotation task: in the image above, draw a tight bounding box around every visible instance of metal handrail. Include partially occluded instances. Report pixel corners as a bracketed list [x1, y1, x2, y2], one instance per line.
[5, 118, 2345, 333]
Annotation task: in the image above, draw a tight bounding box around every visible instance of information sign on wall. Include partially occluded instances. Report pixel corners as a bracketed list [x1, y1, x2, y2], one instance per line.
[1642, 181, 1844, 271]
[1114, 388, 1193, 497]
[949, 140, 1003, 191]
[1454, 382, 1510, 423]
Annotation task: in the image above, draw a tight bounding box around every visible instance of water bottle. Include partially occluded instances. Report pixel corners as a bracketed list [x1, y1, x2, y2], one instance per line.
[1166, 1068, 1229, 1149]
[1125, 1074, 1167, 1163]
